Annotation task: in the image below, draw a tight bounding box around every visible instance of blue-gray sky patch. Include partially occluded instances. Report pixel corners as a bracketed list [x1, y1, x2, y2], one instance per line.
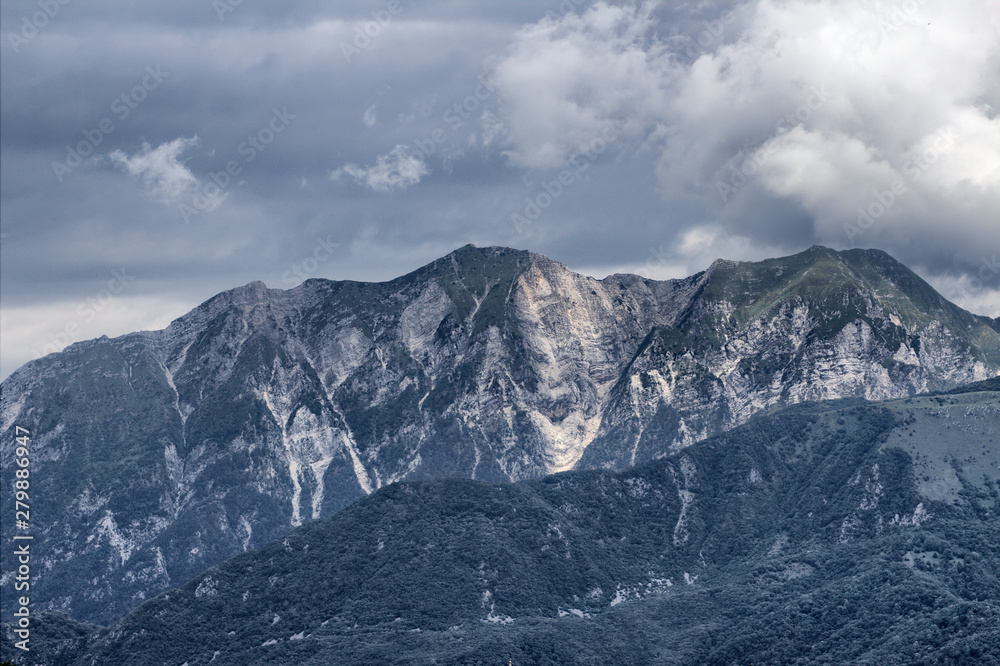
[2, 0, 998, 379]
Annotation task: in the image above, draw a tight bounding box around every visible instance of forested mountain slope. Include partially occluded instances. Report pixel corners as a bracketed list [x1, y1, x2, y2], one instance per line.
[6, 381, 996, 665]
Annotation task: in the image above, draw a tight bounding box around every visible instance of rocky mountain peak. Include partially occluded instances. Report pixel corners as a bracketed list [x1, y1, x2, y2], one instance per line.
[219, 279, 273, 307]
[2, 244, 998, 626]
[401, 244, 540, 284]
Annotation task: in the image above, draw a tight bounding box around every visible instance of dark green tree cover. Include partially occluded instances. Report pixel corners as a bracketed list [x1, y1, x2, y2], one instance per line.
[3, 385, 997, 665]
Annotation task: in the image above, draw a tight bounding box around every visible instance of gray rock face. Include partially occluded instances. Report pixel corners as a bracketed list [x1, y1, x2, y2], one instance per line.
[2, 244, 998, 624]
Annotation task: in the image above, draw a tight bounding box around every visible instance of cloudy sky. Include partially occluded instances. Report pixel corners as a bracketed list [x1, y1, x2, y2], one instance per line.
[2, 0, 999, 380]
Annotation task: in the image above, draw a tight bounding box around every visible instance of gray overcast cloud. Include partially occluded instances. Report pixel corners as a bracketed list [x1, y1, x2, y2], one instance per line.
[2, 0, 999, 379]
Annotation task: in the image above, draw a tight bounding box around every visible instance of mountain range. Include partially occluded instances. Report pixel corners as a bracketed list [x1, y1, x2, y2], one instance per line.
[5, 378, 998, 664]
[1, 244, 998, 627]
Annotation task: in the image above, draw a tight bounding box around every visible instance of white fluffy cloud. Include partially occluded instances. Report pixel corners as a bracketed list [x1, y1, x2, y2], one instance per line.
[332, 144, 429, 192]
[492, 2, 675, 169]
[489, 0, 1000, 313]
[706, 1, 1000, 255]
[109, 136, 210, 204]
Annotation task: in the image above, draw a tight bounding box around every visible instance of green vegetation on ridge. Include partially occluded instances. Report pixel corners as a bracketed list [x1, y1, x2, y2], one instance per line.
[6, 383, 996, 665]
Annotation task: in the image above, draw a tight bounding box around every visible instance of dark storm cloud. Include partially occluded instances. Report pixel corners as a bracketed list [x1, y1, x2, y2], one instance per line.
[2, 0, 999, 379]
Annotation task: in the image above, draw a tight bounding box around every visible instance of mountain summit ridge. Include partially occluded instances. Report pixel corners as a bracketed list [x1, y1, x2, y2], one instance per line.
[2, 244, 998, 624]
[152, 243, 976, 339]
